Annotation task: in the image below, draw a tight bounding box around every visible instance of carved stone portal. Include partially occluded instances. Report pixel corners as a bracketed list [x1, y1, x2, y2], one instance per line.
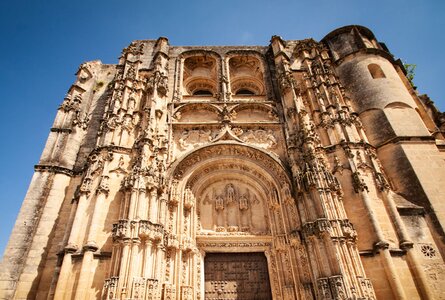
[204, 252, 272, 300]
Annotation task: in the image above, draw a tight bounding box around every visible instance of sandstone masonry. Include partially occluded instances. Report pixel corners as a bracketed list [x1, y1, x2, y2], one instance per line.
[1, 25, 445, 299]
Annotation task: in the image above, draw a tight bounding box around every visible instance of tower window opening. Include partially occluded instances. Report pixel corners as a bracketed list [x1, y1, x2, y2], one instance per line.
[368, 64, 386, 79]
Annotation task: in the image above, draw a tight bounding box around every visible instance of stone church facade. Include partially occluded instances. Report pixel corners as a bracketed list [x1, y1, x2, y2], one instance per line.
[1, 25, 445, 299]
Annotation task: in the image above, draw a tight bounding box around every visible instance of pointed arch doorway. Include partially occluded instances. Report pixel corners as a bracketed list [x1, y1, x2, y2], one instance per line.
[170, 143, 301, 299]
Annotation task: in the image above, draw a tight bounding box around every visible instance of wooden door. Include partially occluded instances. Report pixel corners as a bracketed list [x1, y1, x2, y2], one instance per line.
[204, 252, 272, 300]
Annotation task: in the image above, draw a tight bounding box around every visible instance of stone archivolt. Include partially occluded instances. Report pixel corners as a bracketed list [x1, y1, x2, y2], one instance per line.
[2, 27, 445, 300]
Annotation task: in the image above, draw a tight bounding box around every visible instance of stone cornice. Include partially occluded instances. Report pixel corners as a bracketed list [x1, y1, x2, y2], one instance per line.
[34, 164, 74, 176]
[50, 127, 72, 133]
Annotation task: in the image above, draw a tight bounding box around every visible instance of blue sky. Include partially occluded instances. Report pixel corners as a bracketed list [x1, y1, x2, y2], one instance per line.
[0, 0, 444, 258]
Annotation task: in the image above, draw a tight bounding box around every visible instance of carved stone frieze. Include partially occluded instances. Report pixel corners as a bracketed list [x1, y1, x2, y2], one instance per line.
[146, 279, 160, 300]
[196, 241, 271, 249]
[139, 220, 164, 242]
[80, 177, 93, 194]
[238, 128, 278, 149]
[174, 144, 289, 184]
[317, 277, 333, 299]
[162, 283, 176, 300]
[297, 164, 340, 192]
[301, 218, 357, 241]
[165, 233, 180, 250]
[109, 156, 128, 175]
[358, 277, 376, 300]
[112, 219, 130, 240]
[178, 129, 213, 150]
[329, 275, 347, 299]
[302, 218, 332, 239]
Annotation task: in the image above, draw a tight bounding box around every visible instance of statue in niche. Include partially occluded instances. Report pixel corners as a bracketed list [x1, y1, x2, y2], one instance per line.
[184, 187, 195, 209]
[225, 184, 238, 230]
[226, 184, 235, 204]
[239, 192, 252, 231]
[127, 96, 136, 114]
[239, 193, 249, 210]
[214, 194, 225, 230]
[282, 183, 293, 204]
[215, 195, 224, 211]
[269, 187, 280, 209]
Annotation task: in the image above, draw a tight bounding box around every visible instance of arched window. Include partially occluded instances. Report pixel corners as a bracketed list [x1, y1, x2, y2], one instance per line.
[368, 64, 386, 79]
[229, 55, 265, 96]
[182, 54, 218, 97]
[235, 89, 255, 96]
[193, 89, 213, 96]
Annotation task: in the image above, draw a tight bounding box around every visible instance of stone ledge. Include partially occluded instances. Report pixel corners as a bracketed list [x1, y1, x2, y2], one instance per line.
[34, 165, 74, 176]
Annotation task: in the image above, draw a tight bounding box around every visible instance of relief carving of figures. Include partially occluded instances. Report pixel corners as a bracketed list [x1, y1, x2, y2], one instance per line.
[238, 191, 252, 230]
[226, 183, 235, 203]
[178, 129, 212, 150]
[214, 194, 225, 230]
[239, 129, 277, 149]
[209, 183, 255, 233]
